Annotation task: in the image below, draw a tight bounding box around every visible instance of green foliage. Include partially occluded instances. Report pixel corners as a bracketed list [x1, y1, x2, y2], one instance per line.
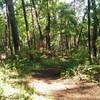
[71, 48, 88, 64]
[60, 48, 89, 77]
[40, 58, 61, 67]
[96, 36, 100, 48]
[60, 58, 79, 77]
[78, 64, 100, 82]
[0, 60, 35, 99]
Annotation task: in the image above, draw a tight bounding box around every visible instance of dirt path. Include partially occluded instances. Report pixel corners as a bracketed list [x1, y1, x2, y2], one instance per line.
[27, 68, 100, 100]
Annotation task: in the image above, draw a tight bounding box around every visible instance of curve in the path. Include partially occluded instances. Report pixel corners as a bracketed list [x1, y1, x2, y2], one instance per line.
[28, 68, 100, 100]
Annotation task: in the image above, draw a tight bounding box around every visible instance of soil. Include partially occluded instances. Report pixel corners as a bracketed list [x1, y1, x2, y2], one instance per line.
[27, 68, 100, 100]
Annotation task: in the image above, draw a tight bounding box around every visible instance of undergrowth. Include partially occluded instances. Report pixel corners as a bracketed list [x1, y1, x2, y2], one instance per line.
[0, 61, 35, 100]
[0, 48, 100, 99]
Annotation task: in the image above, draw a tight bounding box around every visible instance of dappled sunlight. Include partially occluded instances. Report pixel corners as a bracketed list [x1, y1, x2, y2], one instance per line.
[28, 77, 100, 100]
[29, 79, 77, 93]
[33, 94, 53, 100]
[29, 78, 77, 92]
[0, 83, 20, 97]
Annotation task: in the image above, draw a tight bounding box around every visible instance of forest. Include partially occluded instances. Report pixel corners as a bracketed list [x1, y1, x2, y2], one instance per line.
[0, 0, 100, 99]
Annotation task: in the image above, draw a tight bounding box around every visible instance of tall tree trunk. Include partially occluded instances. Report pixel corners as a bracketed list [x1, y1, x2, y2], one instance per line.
[4, 25, 8, 51]
[5, 0, 20, 54]
[88, 0, 92, 63]
[21, 0, 30, 48]
[91, 0, 98, 60]
[31, 0, 43, 41]
[65, 34, 69, 50]
[30, 0, 36, 49]
[46, 0, 51, 50]
[6, 4, 13, 55]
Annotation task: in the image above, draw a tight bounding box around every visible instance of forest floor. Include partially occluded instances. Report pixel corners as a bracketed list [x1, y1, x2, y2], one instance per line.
[27, 67, 100, 100]
[0, 55, 100, 100]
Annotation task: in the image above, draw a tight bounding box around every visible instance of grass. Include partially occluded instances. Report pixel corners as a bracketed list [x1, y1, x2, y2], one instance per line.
[0, 61, 35, 100]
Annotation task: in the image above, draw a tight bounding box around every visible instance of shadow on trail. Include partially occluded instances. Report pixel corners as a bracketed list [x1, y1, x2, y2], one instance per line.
[52, 82, 100, 100]
[32, 67, 61, 80]
[29, 69, 100, 100]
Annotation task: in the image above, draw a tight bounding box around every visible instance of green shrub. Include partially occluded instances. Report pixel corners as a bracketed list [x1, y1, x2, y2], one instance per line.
[87, 65, 100, 81]
[71, 48, 88, 64]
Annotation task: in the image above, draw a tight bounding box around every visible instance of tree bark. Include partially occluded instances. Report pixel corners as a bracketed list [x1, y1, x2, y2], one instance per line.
[46, 0, 51, 50]
[5, 0, 20, 54]
[91, 0, 98, 60]
[88, 0, 92, 63]
[31, 0, 43, 41]
[6, 4, 13, 55]
[21, 0, 30, 48]
[30, 0, 36, 49]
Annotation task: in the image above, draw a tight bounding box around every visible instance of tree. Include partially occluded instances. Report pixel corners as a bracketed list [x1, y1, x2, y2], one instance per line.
[91, 0, 98, 60]
[21, 0, 30, 48]
[6, 4, 13, 54]
[45, 0, 51, 49]
[30, 0, 36, 49]
[88, 0, 92, 63]
[5, 0, 20, 53]
[31, 0, 43, 41]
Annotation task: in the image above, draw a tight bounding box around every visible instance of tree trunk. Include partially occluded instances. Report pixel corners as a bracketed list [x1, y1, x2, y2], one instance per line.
[5, 0, 20, 54]
[6, 4, 13, 55]
[31, 0, 43, 41]
[46, 0, 51, 50]
[91, 0, 98, 60]
[30, 0, 36, 49]
[88, 0, 92, 63]
[21, 0, 30, 48]
[4, 25, 8, 50]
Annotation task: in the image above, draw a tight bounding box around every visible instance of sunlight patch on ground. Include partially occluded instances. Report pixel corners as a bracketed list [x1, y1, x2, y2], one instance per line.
[28, 78, 100, 100]
[33, 94, 53, 100]
[0, 83, 20, 96]
[29, 79, 77, 94]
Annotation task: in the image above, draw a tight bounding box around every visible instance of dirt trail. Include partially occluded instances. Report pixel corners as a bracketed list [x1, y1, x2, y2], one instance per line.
[28, 68, 100, 100]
